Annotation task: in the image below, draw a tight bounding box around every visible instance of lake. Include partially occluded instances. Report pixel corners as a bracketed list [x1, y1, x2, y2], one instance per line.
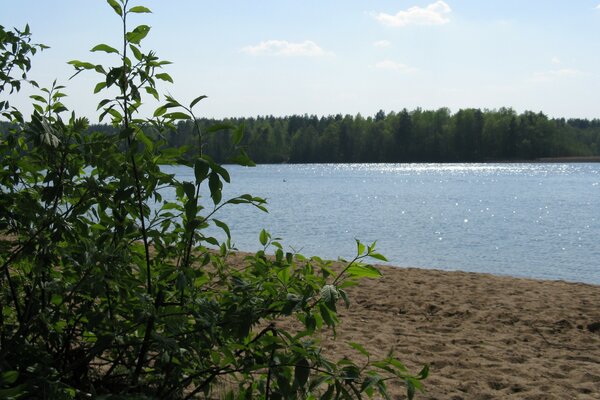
[162, 163, 600, 284]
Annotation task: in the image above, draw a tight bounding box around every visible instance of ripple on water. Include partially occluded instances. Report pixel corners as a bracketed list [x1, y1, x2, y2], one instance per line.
[158, 163, 600, 284]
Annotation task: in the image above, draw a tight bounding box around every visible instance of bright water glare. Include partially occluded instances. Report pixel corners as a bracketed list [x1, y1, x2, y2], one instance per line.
[161, 163, 600, 284]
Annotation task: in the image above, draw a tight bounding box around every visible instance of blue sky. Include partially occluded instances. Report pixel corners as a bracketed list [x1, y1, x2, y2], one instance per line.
[4, 1, 600, 120]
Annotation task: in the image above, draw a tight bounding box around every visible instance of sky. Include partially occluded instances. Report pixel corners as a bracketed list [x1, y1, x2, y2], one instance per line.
[3, 0, 600, 121]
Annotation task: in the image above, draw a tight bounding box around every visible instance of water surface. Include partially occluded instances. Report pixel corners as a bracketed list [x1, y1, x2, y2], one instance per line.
[163, 163, 599, 284]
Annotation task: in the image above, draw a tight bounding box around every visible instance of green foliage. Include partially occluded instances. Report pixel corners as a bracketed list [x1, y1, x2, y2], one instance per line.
[0, 23, 48, 122]
[0, 1, 426, 399]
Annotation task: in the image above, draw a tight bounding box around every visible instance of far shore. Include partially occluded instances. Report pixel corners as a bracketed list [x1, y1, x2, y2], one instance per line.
[243, 156, 600, 165]
[533, 156, 600, 163]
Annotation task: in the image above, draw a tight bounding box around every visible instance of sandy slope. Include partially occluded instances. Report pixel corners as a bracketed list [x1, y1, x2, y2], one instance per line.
[314, 265, 600, 399]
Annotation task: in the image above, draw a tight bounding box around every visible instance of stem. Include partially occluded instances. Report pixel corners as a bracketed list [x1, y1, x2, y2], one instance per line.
[180, 113, 202, 271]
[128, 146, 151, 294]
[120, 1, 152, 298]
[117, 3, 157, 383]
[265, 329, 277, 400]
[0, 41, 19, 94]
[102, 348, 126, 380]
[332, 254, 364, 286]
[2, 258, 22, 324]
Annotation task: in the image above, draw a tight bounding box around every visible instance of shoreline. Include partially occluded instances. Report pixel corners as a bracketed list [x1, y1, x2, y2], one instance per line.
[245, 157, 600, 165]
[533, 156, 600, 163]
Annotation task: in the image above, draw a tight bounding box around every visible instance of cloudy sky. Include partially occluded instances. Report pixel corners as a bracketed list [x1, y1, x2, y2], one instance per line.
[4, 1, 600, 120]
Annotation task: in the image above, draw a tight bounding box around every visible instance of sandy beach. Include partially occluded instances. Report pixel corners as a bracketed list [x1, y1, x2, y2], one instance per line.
[310, 264, 600, 399]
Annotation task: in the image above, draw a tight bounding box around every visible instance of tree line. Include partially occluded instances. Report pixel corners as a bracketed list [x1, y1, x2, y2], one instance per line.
[167, 108, 600, 163]
[3, 107, 599, 163]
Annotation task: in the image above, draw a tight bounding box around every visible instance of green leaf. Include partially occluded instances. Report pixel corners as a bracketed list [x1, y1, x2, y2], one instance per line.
[107, 0, 122, 16]
[305, 314, 316, 333]
[229, 152, 256, 167]
[29, 94, 46, 103]
[214, 219, 231, 239]
[184, 200, 198, 221]
[349, 342, 369, 357]
[51, 92, 67, 99]
[356, 239, 366, 255]
[129, 44, 143, 61]
[208, 172, 222, 205]
[94, 81, 107, 93]
[91, 44, 120, 54]
[259, 229, 269, 246]
[107, 108, 122, 120]
[129, 5, 152, 13]
[96, 98, 111, 110]
[156, 72, 174, 83]
[68, 60, 96, 70]
[294, 358, 310, 387]
[164, 112, 191, 120]
[212, 163, 230, 183]
[0, 370, 18, 385]
[189, 95, 207, 108]
[163, 95, 182, 108]
[418, 364, 429, 379]
[173, 271, 186, 293]
[0, 385, 28, 398]
[182, 181, 196, 200]
[369, 252, 388, 262]
[145, 86, 159, 100]
[194, 159, 210, 182]
[346, 264, 382, 279]
[278, 267, 291, 285]
[136, 129, 154, 151]
[153, 105, 167, 117]
[105, 67, 123, 88]
[320, 284, 339, 309]
[319, 303, 336, 327]
[321, 384, 335, 400]
[406, 379, 416, 400]
[338, 288, 350, 308]
[50, 294, 63, 306]
[126, 25, 151, 44]
[51, 102, 68, 114]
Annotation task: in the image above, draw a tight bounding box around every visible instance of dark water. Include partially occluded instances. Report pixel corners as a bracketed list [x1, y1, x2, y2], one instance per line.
[162, 163, 600, 284]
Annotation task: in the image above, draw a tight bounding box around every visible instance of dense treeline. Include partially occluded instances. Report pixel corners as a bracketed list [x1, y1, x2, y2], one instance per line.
[167, 108, 600, 163]
[3, 107, 600, 163]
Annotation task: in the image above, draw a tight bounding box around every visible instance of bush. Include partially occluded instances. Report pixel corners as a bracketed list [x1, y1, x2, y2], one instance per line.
[0, 1, 427, 398]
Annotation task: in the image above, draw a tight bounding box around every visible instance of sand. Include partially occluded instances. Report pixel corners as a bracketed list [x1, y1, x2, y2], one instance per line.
[311, 264, 600, 399]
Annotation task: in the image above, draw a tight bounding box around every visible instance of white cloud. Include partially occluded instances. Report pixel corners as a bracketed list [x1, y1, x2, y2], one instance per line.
[373, 40, 391, 48]
[242, 40, 328, 57]
[596, 4, 600, 9]
[551, 57, 561, 65]
[374, 1, 452, 27]
[373, 60, 417, 73]
[531, 68, 583, 83]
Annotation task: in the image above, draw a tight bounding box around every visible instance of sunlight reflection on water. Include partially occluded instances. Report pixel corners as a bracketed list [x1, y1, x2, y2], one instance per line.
[161, 163, 600, 284]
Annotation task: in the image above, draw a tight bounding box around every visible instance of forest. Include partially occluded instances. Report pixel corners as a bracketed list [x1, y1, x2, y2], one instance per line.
[118, 108, 600, 163]
[2, 107, 599, 163]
